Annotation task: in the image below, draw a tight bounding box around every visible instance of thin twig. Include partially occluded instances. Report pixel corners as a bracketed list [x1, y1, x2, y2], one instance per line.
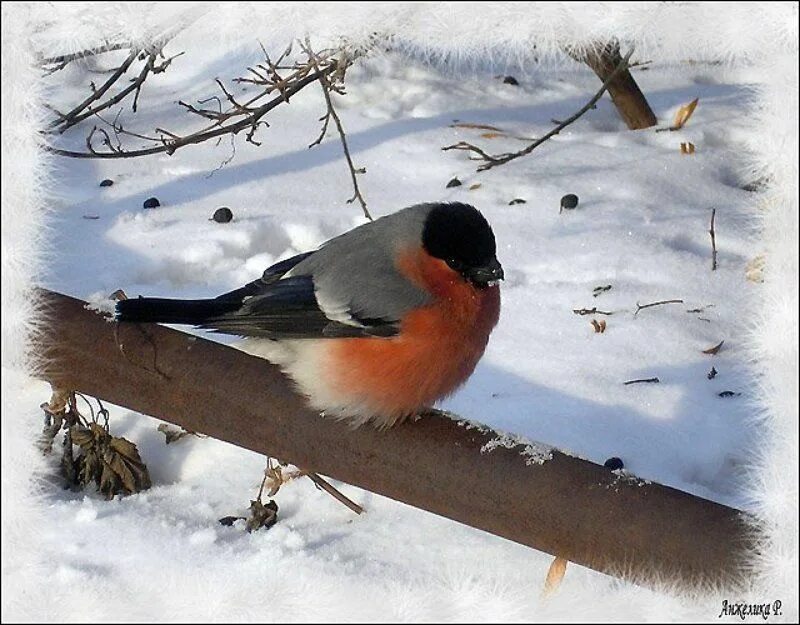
[623, 377, 660, 385]
[634, 299, 684, 316]
[442, 48, 635, 172]
[306, 472, 364, 515]
[302, 39, 371, 220]
[46, 64, 336, 159]
[709, 208, 718, 271]
[48, 48, 140, 131]
[40, 41, 130, 73]
[573, 307, 614, 316]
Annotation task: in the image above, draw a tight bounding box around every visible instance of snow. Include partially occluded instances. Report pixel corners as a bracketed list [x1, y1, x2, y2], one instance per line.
[3, 3, 797, 622]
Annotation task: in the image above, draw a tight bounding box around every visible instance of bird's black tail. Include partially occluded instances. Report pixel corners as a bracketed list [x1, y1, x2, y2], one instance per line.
[115, 297, 240, 325]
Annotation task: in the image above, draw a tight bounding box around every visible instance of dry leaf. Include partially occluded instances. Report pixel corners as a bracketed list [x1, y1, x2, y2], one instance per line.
[543, 556, 568, 597]
[70, 423, 151, 498]
[702, 340, 725, 355]
[108, 289, 128, 301]
[745, 255, 765, 283]
[468, 183, 482, 191]
[673, 98, 699, 129]
[480, 131, 506, 139]
[680, 142, 696, 154]
[590, 319, 608, 333]
[246, 499, 279, 532]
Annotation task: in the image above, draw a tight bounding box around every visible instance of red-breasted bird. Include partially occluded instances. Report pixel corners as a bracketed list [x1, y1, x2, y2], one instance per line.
[116, 202, 502, 428]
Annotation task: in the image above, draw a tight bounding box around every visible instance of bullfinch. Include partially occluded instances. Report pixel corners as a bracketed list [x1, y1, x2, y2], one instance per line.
[116, 202, 503, 428]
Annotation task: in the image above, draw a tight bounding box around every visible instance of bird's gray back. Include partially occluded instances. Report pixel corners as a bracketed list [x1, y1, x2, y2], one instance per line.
[286, 204, 436, 324]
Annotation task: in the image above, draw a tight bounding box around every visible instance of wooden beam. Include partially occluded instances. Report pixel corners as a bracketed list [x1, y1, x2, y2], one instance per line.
[36, 289, 754, 589]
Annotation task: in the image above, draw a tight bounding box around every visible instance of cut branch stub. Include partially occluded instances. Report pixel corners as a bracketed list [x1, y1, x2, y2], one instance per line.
[577, 41, 657, 130]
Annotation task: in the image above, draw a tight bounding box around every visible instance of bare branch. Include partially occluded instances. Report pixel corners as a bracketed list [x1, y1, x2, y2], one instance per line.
[40, 41, 130, 74]
[302, 38, 371, 220]
[45, 63, 337, 159]
[443, 48, 636, 172]
[48, 48, 140, 131]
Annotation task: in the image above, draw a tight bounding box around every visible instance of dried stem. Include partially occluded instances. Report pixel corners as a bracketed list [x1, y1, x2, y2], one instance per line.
[573, 307, 613, 316]
[307, 472, 364, 515]
[623, 377, 660, 385]
[709, 208, 718, 271]
[634, 299, 684, 316]
[442, 48, 635, 172]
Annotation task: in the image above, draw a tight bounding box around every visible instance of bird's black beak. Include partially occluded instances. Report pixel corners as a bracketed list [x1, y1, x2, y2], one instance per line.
[466, 257, 504, 288]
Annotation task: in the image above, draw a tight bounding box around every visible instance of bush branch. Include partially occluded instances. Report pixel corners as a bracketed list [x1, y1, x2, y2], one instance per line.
[442, 48, 635, 172]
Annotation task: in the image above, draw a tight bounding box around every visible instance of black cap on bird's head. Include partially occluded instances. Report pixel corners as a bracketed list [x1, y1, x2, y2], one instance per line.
[422, 202, 504, 288]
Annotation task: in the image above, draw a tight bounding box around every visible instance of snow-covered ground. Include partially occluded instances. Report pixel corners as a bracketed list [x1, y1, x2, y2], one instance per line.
[3, 5, 796, 621]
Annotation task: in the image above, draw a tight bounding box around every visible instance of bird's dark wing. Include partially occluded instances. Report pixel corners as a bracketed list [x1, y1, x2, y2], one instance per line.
[214, 251, 315, 304]
[199, 275, 399, 339]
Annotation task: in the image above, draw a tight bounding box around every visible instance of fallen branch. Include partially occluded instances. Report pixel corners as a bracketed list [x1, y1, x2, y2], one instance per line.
[443, 48, 635, 171]
[36, 289, 755, 591]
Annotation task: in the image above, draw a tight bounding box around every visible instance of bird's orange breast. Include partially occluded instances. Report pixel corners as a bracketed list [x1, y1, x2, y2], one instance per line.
[322, 247, 500, 425]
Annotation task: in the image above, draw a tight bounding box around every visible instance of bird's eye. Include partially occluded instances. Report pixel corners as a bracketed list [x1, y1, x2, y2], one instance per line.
[446, 258, 464, 272]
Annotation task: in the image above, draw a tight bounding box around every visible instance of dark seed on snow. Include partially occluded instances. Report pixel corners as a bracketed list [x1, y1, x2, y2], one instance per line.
[718, 391, 741, 398]
[509, 198, 526, 205]
[502, 76, 519, 86]
[707, 367, 718, 380]
[99, 179, 114, 187]
[143, 197, 160, 209]
[604, 457, 624, 471]
[212, 207, 234, 223]
[560, 194, 579, 210]
[446, 177, 462, 188]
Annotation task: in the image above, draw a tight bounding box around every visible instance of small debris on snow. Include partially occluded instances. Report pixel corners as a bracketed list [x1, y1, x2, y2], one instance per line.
[446, 177, 462, 188]
[702, 340, 725, 355]
[143, 197, 161, 209]
[707, 367, 718, 380]
[502, 76, 519, 86]
[99, 179, 114, 187]
[508, 198, 526, 205]
[560, 193, 579, 212]
[212, 207, 234, 223]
